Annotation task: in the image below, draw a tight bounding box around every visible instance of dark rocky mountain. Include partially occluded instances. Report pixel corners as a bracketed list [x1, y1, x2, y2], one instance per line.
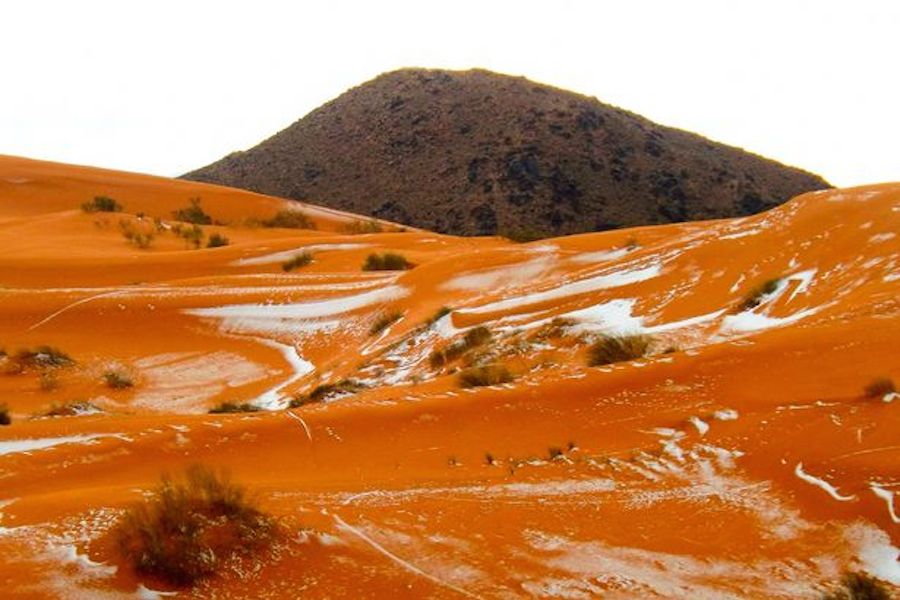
[185, 68, 830, 238]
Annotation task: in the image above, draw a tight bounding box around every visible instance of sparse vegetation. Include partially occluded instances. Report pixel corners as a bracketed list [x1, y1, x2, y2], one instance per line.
[206, 232, 230, 248]
[0, 404, 10, 426]
[362, 252, 412, 271]
[81, 195, 122, 213]
[370, 311, 402, 336]
[119, 219, 155, 249]
[739, 277, 782, 311]
[259, 209, 315, 229]
[587, 334, 652, 366]
[115, 465, 277, 586]
[208, 401, 261, 414]
[290, 379, 366, 406]
[485, 452, 496, 465]
[4, 346, 73, 374]
[548, 446, 564, 460]
[864, 377, 896, 399]
[821, 572, 892, 600]
[342, 219, 383, 234]
[281, 252, 313, 272]
[172, 198, 212, 225]
[104, 370, 134, 389]
[458, 364, 513, 388]
[430, 325, 493, 368]
[172, 223, 205, 249]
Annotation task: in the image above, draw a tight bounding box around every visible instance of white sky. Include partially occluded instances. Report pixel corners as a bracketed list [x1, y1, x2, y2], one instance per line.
[2, 0, 898, 187]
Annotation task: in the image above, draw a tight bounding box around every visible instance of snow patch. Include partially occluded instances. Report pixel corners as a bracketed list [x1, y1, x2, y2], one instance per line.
[794, 463, 856, 501]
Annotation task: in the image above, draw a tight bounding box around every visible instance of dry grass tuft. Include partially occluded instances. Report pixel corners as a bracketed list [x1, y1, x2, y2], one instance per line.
[587, 334, 652, 366]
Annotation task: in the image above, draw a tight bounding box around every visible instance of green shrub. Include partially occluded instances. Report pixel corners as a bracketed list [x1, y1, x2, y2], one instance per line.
[115, 465, 276, 586]
[260, 209, 315, 230]
[458, 364, 513, 388]
[362, 252, 412, 271]
[172, 198, 212, 225]
[865, 377, 896, 398]
[739, 277, 782, 311]
[119, 220, 155, 249]
[587, 334, 652, 366]
[81, 195, 122, 213]
[822, 572, 892, 600]
[370, 311, 402, 336]
[0, 404, 10, 426]
[281, 252, 313, 272]
[104, 370, 134, 389]
[206, 233, 230, 248]
[208, 401, 261, 414]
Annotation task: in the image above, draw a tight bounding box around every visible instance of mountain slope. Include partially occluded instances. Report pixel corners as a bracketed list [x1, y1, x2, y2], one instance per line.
[185, 68, 830, 237]
[0, 156, 898, 597]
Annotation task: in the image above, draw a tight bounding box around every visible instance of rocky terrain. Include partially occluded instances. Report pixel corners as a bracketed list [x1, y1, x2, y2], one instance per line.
[185, 68, 830, 238]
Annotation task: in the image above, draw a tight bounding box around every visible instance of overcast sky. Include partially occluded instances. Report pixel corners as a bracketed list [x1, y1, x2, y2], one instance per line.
[2, 0, 898, 187]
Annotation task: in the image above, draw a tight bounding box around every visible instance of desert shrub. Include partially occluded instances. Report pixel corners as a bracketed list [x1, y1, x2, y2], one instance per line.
[342, 219, 383, 234]
[119, 220, 155, 249]
[458, 364, 513, 388]
[429, 325, 493, 369]
[260, 209, 315, 230]
[864, 377, 896, 398]
[43, 400, 101, 417]
[370, 311, 402, 336]
[822, 572, 892, 600]
[548, 446, 564, 460]
[208, 401, 261, 414]
[281, 252, 313, 272]
[104, 370, 134, 389]
[206, 233, 230, 248]
[5, 346, 73, 373]
[362, 252, 412, 271]
[0, 404, 10, 426]
[172, 198, 212, 225]
[587, 334, 652, 366]
[174, 224, 205, 249]
[739, 277, 782, 311]
[115, 465, 276, 586]
[532, 317, 576, 341]
[81, 195, 122, 213]
[290, 379, 366, 406]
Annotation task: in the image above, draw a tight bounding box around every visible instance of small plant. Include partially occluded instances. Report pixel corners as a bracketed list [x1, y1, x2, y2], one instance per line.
[485, 453, 495, 466]
[206, 232, 230, 248]
[119, 220, 155, 249]
[115, 465, 277, 586]
[43, 401, 101, 417]
[260, 209, 315, 230]
[739, 277, 782, 311]
[864, 377, 896, 399]
[463, 326, 492, 347]
[362, 252, 412, 271]
[81, 195, 122, 213]
[458, 364, 513, 388]
[587, 334, 652, 366]
[208, 401, 261, 414]
[104, 370, 134, 389]
[342, 219, 383, 234]
[281, 252, 313, 272]
[822, 571, 892, 600]
[5, 346, 73, 373]
[172, 198, 212, 225]
[370, 311, 402, 336]
[548, 446, 564, 460]
[176, 224, 204, 249]
[290, 379, 366, 406]
[429, 325, 493, 369]
[0, 404, 10, 426]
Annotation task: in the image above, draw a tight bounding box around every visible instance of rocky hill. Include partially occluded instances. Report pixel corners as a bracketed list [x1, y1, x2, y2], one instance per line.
[185, 68, 830, 237]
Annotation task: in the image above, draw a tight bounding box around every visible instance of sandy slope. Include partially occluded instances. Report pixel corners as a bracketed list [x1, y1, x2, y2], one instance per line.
[0, 156, 897, 598]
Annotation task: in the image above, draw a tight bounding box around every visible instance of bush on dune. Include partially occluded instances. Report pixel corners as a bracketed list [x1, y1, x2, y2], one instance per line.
[458, 364, 513, 388]
[115, 465, 277, 586]
[172, 198, 213, 225]
[587, 334, 651, 366]
[81, 195, 122, 213]
[0, 404, 10, 426]
[281, 252, 313, 272]
[362, 252, 412, 271]
[260, 209, 316, 230]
